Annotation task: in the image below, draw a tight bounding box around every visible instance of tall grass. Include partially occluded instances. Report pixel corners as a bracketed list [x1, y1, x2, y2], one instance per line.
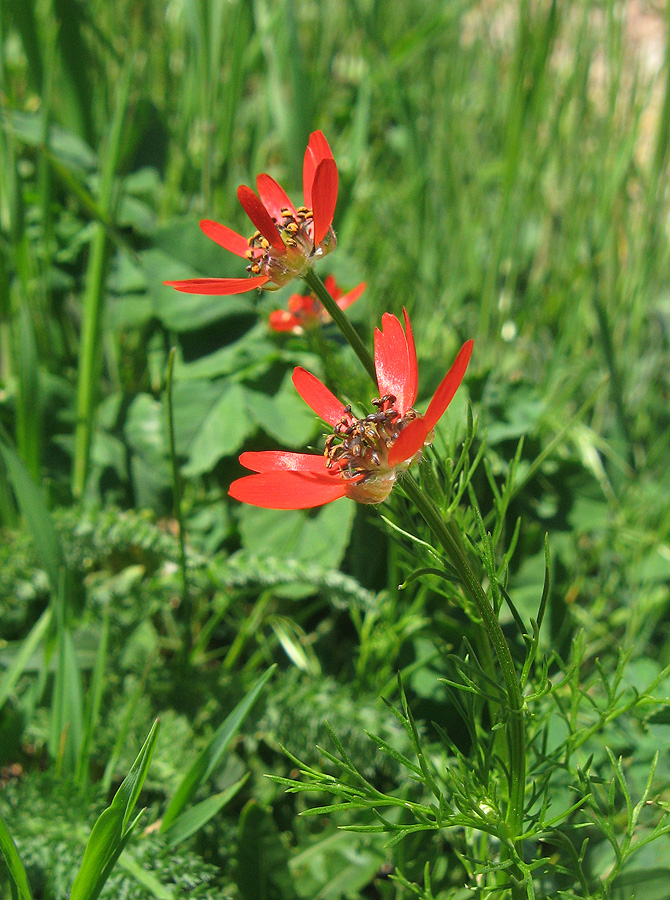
[1, 0, 670, 897]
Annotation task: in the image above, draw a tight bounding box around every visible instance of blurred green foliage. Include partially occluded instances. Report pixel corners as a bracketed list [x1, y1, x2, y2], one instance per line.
[2, 0, 670, 896]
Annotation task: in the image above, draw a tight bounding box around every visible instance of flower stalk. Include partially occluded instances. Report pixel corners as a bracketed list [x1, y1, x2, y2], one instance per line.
[306, 277, 527, 868]
[401, 475, 526, 850]
[302, 269, 377, 383]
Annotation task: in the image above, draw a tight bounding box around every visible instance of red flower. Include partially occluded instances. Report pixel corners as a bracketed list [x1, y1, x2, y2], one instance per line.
[164, 131, 338, 297]
[268, 275, 366, 333]
[229, 310, 473, 509]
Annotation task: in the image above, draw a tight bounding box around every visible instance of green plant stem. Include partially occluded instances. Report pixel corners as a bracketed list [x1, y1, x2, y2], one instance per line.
[165, 348, 190, 661]
[302, 269, 377, 383]
[72, 56, 133, 497]
[401, 475, 526, 856]
[308, 268, 526, 883]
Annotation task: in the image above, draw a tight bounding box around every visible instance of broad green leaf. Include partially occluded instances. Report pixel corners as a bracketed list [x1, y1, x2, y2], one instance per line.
[180, 383, 255, 476]
[170, 379, 224, 456]
[2, 109, 97, 171]
[70, 720, 159, 900]
[245, 373, 319, 447]
[124, 394, 172, 508]
[174, 324, 276, 381]
[0, 811, 33, 900]
[142, 225, 255, 331]
[160, 666, 274, 832]
[163, 774, 249, 847]
[239, 499, 356, 569]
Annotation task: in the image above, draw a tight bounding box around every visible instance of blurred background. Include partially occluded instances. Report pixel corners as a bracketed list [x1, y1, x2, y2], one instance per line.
[2, 0, 670, 897]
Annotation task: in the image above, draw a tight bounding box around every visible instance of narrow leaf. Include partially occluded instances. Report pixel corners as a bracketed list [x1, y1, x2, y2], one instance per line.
[163, 774, 249, 848]
[0, 438, 64, 595]
[70, 720, 159, 900]
[160, 665, 274, 831]
[0, 812, 33, 900]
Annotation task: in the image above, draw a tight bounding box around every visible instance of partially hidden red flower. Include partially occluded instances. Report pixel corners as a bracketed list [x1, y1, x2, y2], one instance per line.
[164, 131, 338, 297]
[268, 275, 366, 333]
[229, 310, 473, 509]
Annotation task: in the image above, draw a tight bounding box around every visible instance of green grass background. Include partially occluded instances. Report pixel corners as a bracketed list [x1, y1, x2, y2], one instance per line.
[2, 0, 670, 897]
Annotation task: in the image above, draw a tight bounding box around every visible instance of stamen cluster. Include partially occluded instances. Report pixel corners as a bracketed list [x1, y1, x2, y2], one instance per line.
[324, 394, 419, 484]
[245, 206, 335, 285]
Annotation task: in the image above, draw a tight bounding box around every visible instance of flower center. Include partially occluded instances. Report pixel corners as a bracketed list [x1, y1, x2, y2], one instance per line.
[324, 394, 418, 480]
[245, 207, 336, 287]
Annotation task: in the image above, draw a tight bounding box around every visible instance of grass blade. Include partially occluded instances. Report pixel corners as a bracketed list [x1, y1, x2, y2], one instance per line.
[72, 53, 134, 497]
[14, 303, 41, 481]
[76, 604, 110, 788]
[0, 606, 52, 713]
[0, 435, 64, 595]
[69, 720, 160, 900]
[50, 570, 84, 775]
[163, 774, 249, 848]
[160, 665, 275, 832]
[0, 810, 33, 900]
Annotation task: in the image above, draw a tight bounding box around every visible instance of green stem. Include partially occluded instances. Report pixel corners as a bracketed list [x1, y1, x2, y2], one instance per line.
[72, 57, 133, 496]
[402, 475, 526, 853]
[165, 348, 190, 661]
[304, 270, 526, 881]
[302, 269, 377, 383]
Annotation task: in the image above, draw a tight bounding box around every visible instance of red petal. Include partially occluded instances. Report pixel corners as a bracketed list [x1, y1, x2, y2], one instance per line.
[200, 220, 249, 258]
[292, 366, 348, 426]
[402, 308, 418, 408]
[268, 310, 301, 332]
[287, 294, 317, 315]
[424, 340, 474, 430]
[337, 282, 366, 312]
[256, 173, 297, 221]
[237, 185, 285, 252]
[164, 276, 269, 294]
[311, 159, 338, 245]
[239, 451, 329, 473]
[323, 274, 340, 300]
[303, 130, 334, 207]
[387, 417, 430, 468]
[229, 471, 347, 509]
[374, 313, 413, 414]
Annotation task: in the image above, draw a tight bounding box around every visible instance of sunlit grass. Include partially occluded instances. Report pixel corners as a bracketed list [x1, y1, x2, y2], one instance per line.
[1, 0, 670, 896]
